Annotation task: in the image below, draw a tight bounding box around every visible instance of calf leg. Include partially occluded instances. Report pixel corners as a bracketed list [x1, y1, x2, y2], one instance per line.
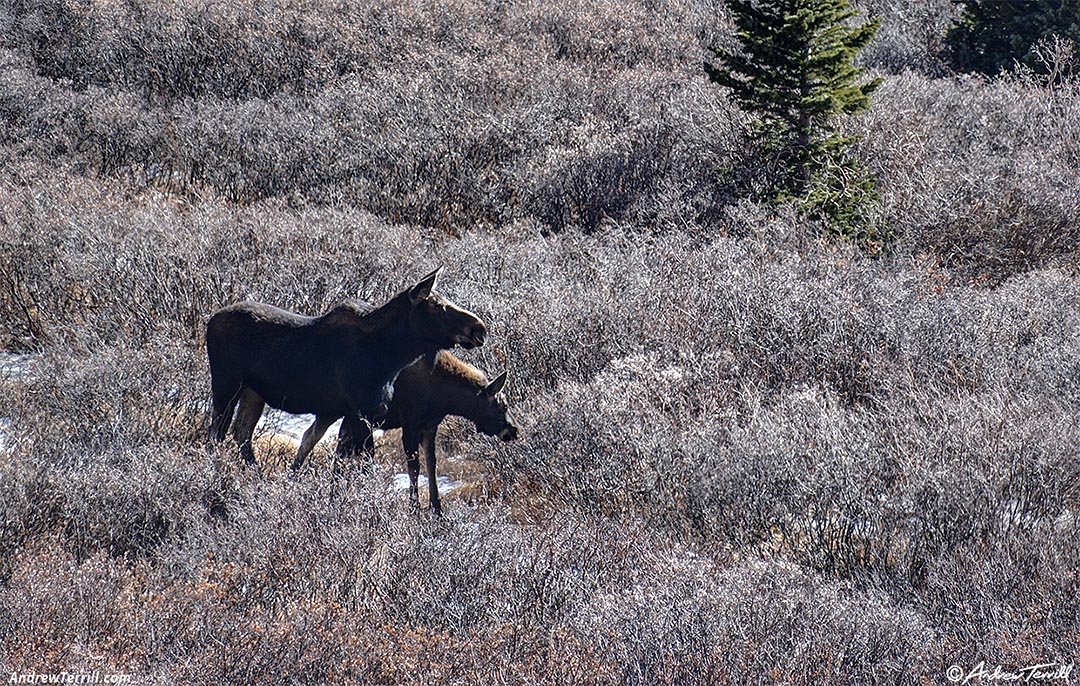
[230, 387, 265, 465]
[401, 427, 421, 510]
[291, 415, 336, 473]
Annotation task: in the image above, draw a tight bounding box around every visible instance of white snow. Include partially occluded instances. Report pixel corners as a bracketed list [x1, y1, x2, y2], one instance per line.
[391, 472, 461, 493]
[0, 353, 29, 378]
[256, 408, 342, 443]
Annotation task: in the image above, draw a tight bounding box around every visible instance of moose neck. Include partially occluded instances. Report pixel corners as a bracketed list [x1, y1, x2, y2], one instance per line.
[457, 391, 489, 426]
[432, 355, 488, 422]
[365, 295, 433, 377]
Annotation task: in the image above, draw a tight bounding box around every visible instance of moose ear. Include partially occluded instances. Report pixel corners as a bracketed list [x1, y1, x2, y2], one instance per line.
[408, 267, 442, 303]
[483, 370, 507, 396]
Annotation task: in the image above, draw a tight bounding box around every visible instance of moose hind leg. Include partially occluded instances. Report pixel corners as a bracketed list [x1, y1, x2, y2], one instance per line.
[209, 378, 243, 442]
[230, 388, 265, 465]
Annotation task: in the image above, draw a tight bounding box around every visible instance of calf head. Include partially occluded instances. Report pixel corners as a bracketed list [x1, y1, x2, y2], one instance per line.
[407, 268, 487, 350]
[472, 371, 518, 442]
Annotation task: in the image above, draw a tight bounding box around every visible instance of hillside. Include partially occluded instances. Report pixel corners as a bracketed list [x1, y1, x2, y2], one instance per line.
[1, 0, 1078, 683]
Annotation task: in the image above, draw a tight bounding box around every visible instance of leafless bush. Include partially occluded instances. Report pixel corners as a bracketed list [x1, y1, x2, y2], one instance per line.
[3, 0, 1077, 280]
[3, 177, 1078, 678]
[1, 0, 1079, 679]
[0, 462, 942, 684]
[859, 0, 959, 75]
[858, 72, 1080, 279]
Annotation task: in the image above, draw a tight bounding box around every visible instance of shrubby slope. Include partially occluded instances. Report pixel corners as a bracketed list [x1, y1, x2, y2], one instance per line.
[1, 0, 1078, 682]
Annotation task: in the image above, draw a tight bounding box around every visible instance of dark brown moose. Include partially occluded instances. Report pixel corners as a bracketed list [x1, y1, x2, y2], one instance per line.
[205, 269, 486, 467]
[291, 350, 518, 514]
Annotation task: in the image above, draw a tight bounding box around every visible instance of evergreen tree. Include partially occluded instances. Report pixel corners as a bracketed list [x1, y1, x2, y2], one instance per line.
[705, 0, 883, 241]
[947, 0, 1080, 77]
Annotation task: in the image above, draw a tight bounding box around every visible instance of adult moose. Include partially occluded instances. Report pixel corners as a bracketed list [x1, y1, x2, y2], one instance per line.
[291, 350, 519, 514]
[206, 268, 486, 467]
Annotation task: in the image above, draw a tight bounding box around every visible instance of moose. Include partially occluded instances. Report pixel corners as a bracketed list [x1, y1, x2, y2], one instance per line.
[291, 350, 519, 514]
[205, 268, 487, 467]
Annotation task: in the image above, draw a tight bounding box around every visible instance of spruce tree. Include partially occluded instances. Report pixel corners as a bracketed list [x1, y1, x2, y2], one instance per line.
[705, 0, 883, 240]
[946, 0, 1080, 77]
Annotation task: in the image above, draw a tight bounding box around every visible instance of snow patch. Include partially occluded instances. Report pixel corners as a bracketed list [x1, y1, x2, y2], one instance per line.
[0, 353, 30, 378]
[256, 408, 383, 445]
[391, 472, 461, 493]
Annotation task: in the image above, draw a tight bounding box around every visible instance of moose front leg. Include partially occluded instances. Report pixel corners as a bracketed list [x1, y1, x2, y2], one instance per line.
[337, 415, 375, 472]
[420, 427, 442, 515]
[291, 415, 336, 473]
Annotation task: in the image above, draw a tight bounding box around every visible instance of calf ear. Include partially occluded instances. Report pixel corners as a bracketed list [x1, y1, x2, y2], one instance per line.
[483, 370, 507, 396]
[409, 267, 442, 303]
